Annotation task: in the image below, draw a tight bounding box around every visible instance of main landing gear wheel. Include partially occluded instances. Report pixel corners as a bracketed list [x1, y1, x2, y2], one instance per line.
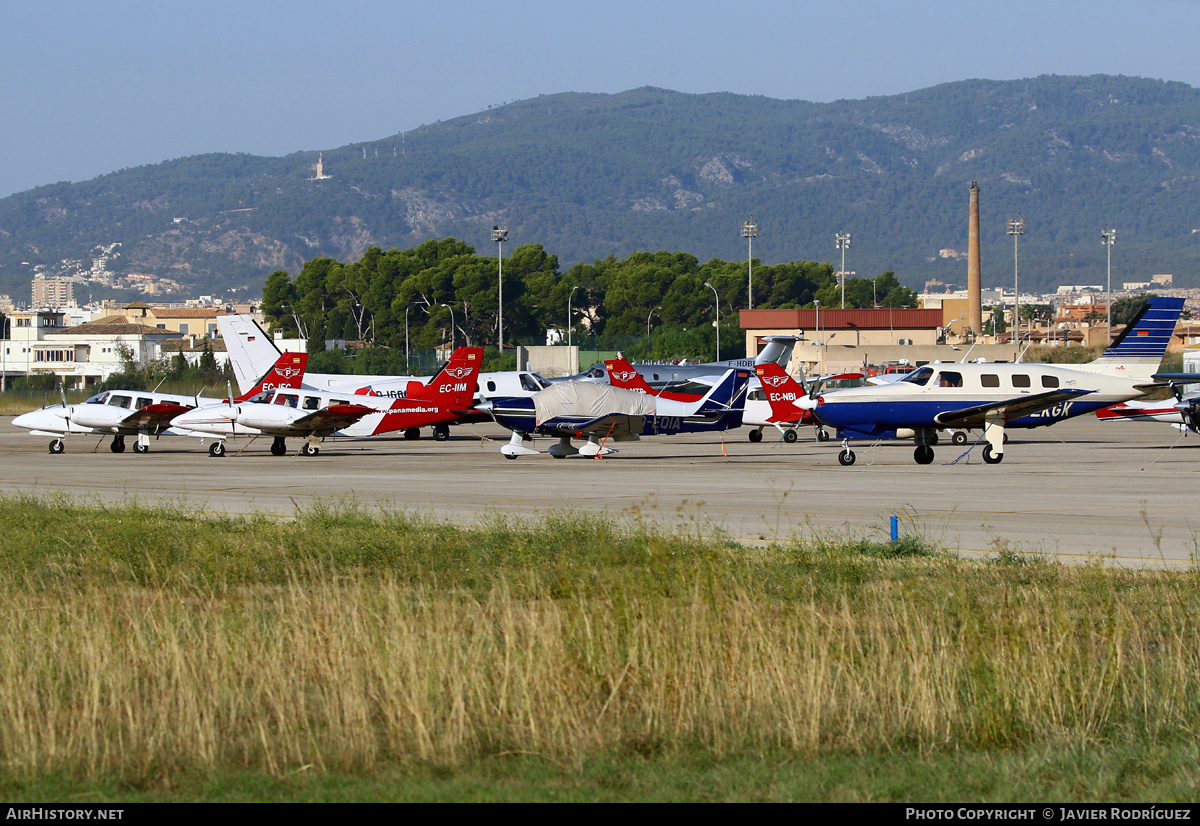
[301, 443, 320, 457]
[914, 445, 935, 465]
[748, 429, 763, 443]
[133, 442, 149, 454]
[838, 448, 856, 466]
[433, 423, 450, 441]
[209, 441, 226, 457]
[783, 429, 798, 444]
[982, 444, 1003, 464]
[952, 431, 968, 446]
[109, 435, 126, 454]
[404, 427, 421, 440]
[270, 437, 287, 456]
[49, 439, 65, 454]
[504, 453, 519, 460]
[816, 428, 830, 442]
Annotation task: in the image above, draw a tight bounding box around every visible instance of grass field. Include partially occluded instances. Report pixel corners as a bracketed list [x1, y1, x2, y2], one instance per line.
[1, 493, 1198, 802]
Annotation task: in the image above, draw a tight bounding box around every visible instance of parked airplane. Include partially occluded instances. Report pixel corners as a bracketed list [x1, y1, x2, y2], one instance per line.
[218, 314, 552, 438]
[479, 367, 752, 459]
[1096, 372, 1200, 433]
[558, 336, 801, 389]
[171, 348, 483, 457]
[12, 352, 308, 455]
[799, 296, 1185, 466]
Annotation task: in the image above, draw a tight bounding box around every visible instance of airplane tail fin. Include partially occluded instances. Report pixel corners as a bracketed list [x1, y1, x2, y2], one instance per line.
[604, 357, 656, 394]
[1075, 297, 1184, 380]
[754, 362, 811, 423]
[753, 335, 800, 368]
[692, 368, 752, 424]
[408, 347, 484, 408]
[217, 315, 286, 394]
[232, 352, 308, 403]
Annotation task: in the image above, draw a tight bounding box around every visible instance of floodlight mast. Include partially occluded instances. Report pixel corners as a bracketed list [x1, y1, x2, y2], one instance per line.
[743, 218, 759, 310]
[1101, 227, 1117, 343]
[1008, 216, 1025, 344]
[835, 231, 851, 309]
[492, 225, 508, 352]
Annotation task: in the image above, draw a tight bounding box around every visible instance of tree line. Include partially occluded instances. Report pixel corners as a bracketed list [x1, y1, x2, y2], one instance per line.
[260, 238, 917, 366]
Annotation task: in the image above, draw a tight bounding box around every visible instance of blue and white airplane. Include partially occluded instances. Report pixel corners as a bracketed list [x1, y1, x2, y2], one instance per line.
[479, 367, 752, 459]
[799, 297, 1184, 466]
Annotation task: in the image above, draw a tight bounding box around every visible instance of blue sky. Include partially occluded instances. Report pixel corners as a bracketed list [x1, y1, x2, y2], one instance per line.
[4, 0, 1200, 198]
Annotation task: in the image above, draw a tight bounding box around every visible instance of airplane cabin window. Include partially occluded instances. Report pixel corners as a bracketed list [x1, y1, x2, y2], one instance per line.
[487, 380, 497, 392]
[748, 388, 764, 401]
[303, 397, 320, 410]
[936, 371, 963, 388]
[1012, 374, 1032, 388]
[108, 395, 133, 409]
[901, 367, 934, 387]
[1041, 375, 1060, 388]
[136, 397, 153, 409]
[981, 374, 1000, 388]
[331, 400, 349, 406]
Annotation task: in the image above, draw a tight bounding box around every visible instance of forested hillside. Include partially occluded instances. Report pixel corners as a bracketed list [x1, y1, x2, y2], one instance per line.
[2, 74, 1199, 298]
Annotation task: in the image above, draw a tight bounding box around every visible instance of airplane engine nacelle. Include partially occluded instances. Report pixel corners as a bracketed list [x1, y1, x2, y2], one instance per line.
[235, 405, 300, 430]
[69, 407, 126, 429]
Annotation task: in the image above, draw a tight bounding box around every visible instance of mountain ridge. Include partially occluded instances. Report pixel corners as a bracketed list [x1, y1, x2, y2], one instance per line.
[3, 74, 1199, 298]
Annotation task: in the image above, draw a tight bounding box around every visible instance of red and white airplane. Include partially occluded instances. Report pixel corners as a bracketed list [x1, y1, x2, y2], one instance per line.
[1095, 372, 1200, 434]
[12, 351, 308, 455]
[171, 348, 483, 457]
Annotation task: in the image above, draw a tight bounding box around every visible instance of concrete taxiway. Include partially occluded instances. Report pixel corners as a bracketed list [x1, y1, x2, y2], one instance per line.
[1, 416, 1198, 567]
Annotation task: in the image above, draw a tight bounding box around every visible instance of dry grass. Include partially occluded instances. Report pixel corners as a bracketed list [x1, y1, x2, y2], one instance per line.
[1, 495, 1199, 785]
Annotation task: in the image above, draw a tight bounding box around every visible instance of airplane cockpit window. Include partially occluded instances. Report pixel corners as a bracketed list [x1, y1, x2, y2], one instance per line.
[1012, 374, 1032, 388]
[936, 371, 963, 388]
[249, 391, 272, 404]
[901, 367, 934, 387]
[520, 374, 543, 392]
[532, 373, 552, 389]
[302, 396, 320, 410]
[107, 394, 133, 409]
[1041, 375, 1060, 388]
[275, 394, 299, 408]
[136, 397, 154, 409]
[85, 392, 109, 405]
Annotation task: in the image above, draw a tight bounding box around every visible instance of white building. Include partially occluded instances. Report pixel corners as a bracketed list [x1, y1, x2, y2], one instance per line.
[2, 310, 181, 388]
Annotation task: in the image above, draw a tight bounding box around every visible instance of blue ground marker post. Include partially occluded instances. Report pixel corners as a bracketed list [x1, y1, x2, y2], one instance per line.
[890, 516, 899, 543]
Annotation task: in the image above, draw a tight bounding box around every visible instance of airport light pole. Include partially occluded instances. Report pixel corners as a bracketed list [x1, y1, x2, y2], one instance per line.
[646, 306, 661, 338]
[567, 285, 579, 349]
[1102, 227, 1117, 343]
[404, 305, 412, 373]
[743, 217, 758, 310]
[835, 231, 851, 309]
[1008, 215, 1024, 344]
[492, 225, 508, 353]
[440, 303, 455, 351]
[814, 299, 820, 345]
[704, 281, 720, 362]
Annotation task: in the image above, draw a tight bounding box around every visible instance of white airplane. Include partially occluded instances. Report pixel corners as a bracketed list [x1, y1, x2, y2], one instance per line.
[218, 314, 553, 439]
[171, 347, 483, 457]
[798, 297, 1185, 465]
[11, 352, 307, 455]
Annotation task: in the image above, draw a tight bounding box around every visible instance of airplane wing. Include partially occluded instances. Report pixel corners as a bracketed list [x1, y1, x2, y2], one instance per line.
[933, 389, 1093, 428]
[119, 403, 194, 431]
[290, 403, 377, 432]
[566, 414, 646, 442]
